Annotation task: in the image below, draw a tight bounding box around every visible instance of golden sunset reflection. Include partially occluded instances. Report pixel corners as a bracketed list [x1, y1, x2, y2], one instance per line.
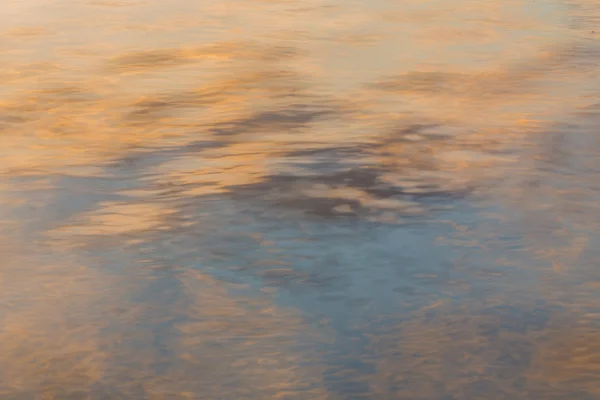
[1, 0, 600, 398]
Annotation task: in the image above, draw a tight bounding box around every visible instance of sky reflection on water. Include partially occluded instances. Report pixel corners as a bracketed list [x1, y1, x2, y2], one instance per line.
[1, 0, 600, 398]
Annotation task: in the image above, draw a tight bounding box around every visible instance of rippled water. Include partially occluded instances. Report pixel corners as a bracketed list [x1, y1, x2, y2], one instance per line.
[1, 0, 600, 398]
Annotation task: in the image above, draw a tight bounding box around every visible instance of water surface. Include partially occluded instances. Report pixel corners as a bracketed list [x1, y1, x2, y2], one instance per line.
[1, 0, 600, 398]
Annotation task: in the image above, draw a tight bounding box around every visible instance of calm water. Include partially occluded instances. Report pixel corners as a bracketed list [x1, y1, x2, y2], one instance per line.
[1, 0, 600, 398]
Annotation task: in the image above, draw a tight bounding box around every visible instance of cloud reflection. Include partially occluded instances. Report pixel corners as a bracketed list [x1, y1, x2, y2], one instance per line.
[1, 0, 600, 398]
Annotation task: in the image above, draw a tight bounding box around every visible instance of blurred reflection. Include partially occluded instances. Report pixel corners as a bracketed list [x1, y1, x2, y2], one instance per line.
[1, 0, 600, 398]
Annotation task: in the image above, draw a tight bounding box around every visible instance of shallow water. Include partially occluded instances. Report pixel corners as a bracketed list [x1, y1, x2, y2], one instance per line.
[1, 0, 600, 398]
